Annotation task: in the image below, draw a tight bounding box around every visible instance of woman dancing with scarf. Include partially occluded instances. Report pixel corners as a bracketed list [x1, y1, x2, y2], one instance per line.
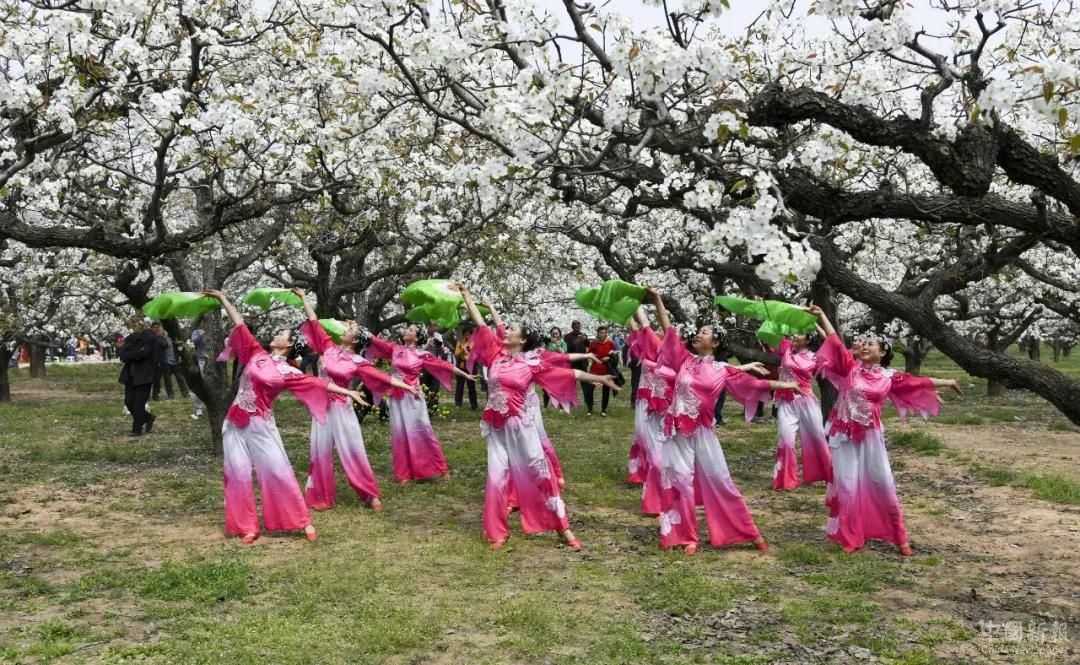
[771, 333, 832, 490]
[296, 296, 422, 512]
[625, 307, 670, 515]
[646, 288, 798, 555]
[458, 285, 619, 550]
[203, 289, 368, 544]
[809, 305, 960, 555]
[478, 300, 601, 492]
[364, 323, 476, 484]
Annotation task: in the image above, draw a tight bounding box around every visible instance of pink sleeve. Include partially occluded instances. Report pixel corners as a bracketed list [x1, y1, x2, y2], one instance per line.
[888, 372, 941, 419]
[658, 327, 690, 371]
[631, 327, 662, 361]
[364, 335, 394, 361]
[420, 355, 455, 391]
[470, 325, 502, 368]
[227, 324, 263, 366]
[778, 337, 792, 357]
[723, 367, 773, 423]
[282, 373, 331, 423]
[532, 364, 579, 411]
[642, 359, 676, 384]
[354, 364, 396, 405]
[816, 333, 856, 389]
[540, 350, 572, 369]
[301, 320, 333, 355]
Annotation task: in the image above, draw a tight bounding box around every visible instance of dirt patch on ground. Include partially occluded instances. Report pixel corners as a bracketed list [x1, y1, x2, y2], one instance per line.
[890, 441, 1080, 662]
[926, 423, 1080, 477]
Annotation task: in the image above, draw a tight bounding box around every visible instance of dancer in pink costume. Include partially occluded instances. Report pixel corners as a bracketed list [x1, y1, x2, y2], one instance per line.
[364, 323, 476, 484]
[480, 301, 600, 493]
[459, 285, 620, 551]
[626, 307, 670, 516]
[770, 334, 832, 490]
[297, 297, 421, 512]
[808, 305, 960, 556]
[645, 288, 798, 556]
[203, 289, 368, 544]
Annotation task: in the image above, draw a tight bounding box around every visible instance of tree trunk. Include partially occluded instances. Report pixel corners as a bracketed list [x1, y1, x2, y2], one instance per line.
[986, 377, 1006, 397]
[183, 314, 232, 455]
[1027, 339, 1041, 361]
[29, 344, 46, 378]
[0, 347, 12, 402]
[1052, 344, 1061, 362]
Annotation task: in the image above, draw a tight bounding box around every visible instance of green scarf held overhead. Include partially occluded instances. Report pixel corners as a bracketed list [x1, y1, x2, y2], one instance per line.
[400, 279, 488, 330]
[714, 295, 818, 348]
[242, 287, 304, 310]
[574, 279, 647, 325]
[142, 292, 222, 320]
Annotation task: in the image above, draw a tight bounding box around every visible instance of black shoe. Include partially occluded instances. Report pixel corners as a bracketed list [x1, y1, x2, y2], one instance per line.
[145, 414, 157, 433]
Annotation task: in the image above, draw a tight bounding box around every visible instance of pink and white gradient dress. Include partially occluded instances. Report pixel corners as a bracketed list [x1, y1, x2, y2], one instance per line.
[651, 328, 773, 550]
[301, 321, 396, 510]
[365, 335, 454, 482]
[816, 333, 941, 552]
[771, 338, 832, 490]
[220, 324, 333, 538]
[471, 325, 580, 544]
[627, 326, 670, 515]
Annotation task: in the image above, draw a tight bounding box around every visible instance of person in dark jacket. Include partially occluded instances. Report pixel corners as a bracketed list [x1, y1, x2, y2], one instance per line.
[119, 317, 159, 436]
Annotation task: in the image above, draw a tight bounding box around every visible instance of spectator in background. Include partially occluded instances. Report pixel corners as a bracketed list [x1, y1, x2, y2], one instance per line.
[151, 322, 188, 400]
[564, 320, 589, 404]
[119, 317, 158, 436]
[584, 325, 615, 416]
[190, 327, 208, 419]
[454, 325, 478, 410]
[542, 326, 567, 407]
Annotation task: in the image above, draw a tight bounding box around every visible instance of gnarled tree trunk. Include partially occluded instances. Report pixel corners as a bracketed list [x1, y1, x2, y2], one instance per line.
[0, 346, 12, 402]
[29, 342, 46, 378]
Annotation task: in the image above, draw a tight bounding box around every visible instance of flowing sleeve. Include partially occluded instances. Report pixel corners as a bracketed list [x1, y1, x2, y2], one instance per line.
[815, 333, 856, 389]
[227, 324, 263, 366]
[777, 337, 792, 358]
[282, 373, 331, 423]
[658, 326, 690, 372]
[539, 350, 572, 369]
[529, 357, 579, 412]
[353, 363, 396, 405]
[888, 372, 941, 420]
[469, 324, 502, 369]
[301, 319, 334, 355]
[420, 354, 455, 391]
[722, 366, 773, 423]
[364, 335, 395, 362]
[641, 359, 676, 386]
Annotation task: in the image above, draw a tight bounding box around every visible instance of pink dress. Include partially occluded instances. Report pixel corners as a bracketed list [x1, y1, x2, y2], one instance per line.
[771, 338, 832, 490]
[627, 327, 669, 515]
[301, 321, 396, 509]
[221, 324, 333, 538]
[471, 325, 580, 544]
[816, 334, 941, 551]
[365, 335, 454, 482]
[652, 328, 772, 550]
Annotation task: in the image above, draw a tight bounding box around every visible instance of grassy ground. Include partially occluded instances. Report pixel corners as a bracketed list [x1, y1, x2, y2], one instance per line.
[0, 353, 1077, 664]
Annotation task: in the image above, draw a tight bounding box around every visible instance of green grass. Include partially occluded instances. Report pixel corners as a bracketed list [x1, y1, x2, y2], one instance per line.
[971, 464, 1080, 505]
[890, 431, 945, 456]
[0, 361, 1076, 663]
